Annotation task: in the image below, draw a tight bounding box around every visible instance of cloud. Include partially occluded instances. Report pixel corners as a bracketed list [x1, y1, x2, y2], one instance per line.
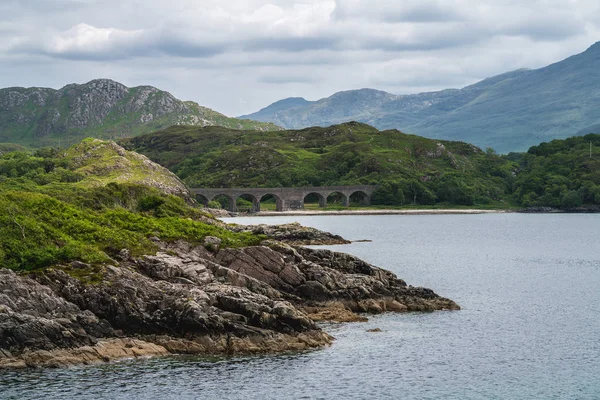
[258, 73, 321, 84]
[0, 0, 599, 116]
[332, 0, 469, 23]
[6, 0, 597, 62]
[43, 24, 144, 60]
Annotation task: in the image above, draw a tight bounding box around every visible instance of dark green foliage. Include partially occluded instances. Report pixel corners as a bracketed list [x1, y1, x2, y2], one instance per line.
[435, 174, 475, 206]
[207, 200, 222, 209]
[138, 195, 165, 212]
[512, 134, 600, 208]
[561, 191, 582, 208]
[371, 182, 406, 206]
[123, 123, 600, 210]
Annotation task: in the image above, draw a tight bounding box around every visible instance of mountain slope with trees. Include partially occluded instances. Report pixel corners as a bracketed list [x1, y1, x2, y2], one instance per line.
[510, 133, 600, 208]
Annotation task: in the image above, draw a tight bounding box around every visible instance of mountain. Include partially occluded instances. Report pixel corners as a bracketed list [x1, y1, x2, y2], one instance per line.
[0, 79, 281, 147]
[243, 97, 315, 122]
[240, 42, 600, 153]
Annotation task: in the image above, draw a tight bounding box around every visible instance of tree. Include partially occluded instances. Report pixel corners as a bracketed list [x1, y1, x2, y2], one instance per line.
[560, 191, 582, 209]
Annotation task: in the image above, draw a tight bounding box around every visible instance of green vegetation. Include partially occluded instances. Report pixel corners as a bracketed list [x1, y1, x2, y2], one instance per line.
[0, 142, 262, 272]
[123, 123, 600, 210]
[508, 134, 600, 208]
[1, 123, 598, 274]
[123, 122, 514, 207]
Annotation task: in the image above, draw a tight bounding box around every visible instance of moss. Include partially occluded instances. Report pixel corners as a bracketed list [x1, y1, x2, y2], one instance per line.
[60, 264, 106, 285]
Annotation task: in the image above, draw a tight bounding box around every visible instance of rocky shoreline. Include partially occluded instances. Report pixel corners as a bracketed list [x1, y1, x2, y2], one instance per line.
[522, 205, 600, 213]
[0, 224, 458, 369]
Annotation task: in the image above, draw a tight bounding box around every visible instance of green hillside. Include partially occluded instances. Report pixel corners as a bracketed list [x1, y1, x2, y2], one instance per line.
[123, 122, 514, 207]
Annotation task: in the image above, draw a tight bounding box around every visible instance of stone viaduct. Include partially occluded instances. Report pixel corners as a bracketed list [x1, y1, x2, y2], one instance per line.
[190, 185, 379, 212]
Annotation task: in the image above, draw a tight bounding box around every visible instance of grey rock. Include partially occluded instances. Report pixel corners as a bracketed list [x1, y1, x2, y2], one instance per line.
[1, 230, 458, 368]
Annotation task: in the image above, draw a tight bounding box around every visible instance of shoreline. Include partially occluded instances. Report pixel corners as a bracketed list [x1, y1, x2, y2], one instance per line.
[228, 209, 515, 217]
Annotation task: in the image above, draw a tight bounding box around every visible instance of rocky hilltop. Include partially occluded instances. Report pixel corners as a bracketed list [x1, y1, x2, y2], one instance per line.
[0, 232, 458, 369]
[65, 138, 192, 201]
[0, 79, 281, 147]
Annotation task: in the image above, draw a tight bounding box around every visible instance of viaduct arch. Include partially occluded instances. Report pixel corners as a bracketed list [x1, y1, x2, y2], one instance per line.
[190, 185, 378, 212]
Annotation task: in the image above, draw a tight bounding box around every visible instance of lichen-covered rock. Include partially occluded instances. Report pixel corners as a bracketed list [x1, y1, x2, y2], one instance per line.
[0, 269, 114, 356]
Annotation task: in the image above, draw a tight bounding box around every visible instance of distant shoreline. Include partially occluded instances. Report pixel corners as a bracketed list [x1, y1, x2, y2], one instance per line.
[227, 209, 514, 217]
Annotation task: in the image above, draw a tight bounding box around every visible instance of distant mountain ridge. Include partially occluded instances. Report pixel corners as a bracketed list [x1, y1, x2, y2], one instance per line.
[0, 79, 281, 147]
[240, 42, 600, 153]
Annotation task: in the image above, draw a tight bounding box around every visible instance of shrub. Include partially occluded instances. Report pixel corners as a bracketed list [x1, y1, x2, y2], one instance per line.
[207, 200, 222, 209]
[138, 195, 165, 212]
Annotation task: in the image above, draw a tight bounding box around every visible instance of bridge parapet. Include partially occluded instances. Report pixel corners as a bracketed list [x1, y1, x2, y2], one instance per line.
[190, 185, 378, 212]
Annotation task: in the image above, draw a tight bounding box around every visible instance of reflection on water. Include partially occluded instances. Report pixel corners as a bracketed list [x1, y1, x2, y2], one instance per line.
[2, 214, 599, 400]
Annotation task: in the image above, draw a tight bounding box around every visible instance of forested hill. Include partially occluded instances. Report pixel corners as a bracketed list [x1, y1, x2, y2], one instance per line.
[0, 79, 281, 148]
[510, 133, 600, 208]
[123, 122, 513, 207]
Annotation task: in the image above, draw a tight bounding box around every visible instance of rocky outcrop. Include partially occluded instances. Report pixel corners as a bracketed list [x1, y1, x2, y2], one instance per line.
[0, 232, 458, 369]
[231, 222, 350, 245]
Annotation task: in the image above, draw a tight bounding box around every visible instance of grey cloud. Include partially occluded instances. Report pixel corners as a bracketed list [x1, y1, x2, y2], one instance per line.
[151, 37, 225, 59]
[501, 17, 586, 41]
[245, 36, 340, 52]
[332, 0, 468, 23]
[361, 35, 482, 53]
[384, 6, 466, 23]
[258, 74, 321, 84]
[3, 0, 93, 14]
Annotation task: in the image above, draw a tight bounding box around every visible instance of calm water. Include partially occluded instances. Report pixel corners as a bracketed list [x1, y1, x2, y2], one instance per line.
[2, 214, 599, 399]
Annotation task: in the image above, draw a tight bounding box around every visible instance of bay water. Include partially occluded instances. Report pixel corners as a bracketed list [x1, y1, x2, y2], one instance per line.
[1, 214, 599, 399]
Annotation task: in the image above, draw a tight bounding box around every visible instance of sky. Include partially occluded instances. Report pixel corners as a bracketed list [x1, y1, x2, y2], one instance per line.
[1, 0, 599, 116]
